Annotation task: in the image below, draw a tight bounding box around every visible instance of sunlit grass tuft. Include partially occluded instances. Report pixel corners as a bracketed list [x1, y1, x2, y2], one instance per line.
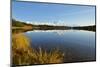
[12, 33, 30, 49]
[12, 33, 64, 65]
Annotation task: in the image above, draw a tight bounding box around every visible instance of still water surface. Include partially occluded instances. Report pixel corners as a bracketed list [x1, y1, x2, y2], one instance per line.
[25, 30, 96, 62]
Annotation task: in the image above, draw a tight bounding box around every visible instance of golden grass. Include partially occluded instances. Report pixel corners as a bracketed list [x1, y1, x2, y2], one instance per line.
[12, 33, 64, 65]
[12, 26, 33, 30]
[12, 33, 30, 49]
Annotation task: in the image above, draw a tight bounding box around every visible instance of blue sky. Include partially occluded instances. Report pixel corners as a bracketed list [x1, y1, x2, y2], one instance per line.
[12, 1, 95, 26]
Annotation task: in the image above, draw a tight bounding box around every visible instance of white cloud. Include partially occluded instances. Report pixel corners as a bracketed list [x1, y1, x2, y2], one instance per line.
[26, 20, 69, 26]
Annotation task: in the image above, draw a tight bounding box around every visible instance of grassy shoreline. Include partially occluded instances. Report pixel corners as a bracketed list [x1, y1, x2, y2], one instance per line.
[12, 33, 64, 65]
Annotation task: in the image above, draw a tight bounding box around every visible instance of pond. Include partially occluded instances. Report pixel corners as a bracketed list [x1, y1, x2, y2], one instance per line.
[25, 30, 96, 63]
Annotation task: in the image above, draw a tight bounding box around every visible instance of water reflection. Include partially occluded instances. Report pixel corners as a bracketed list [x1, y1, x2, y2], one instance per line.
[25, 30, 96, 62]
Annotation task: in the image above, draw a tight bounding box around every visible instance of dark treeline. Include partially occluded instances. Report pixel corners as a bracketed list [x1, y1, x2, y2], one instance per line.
[72, 25, 96, 32]
[35, 25, 71, 30]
